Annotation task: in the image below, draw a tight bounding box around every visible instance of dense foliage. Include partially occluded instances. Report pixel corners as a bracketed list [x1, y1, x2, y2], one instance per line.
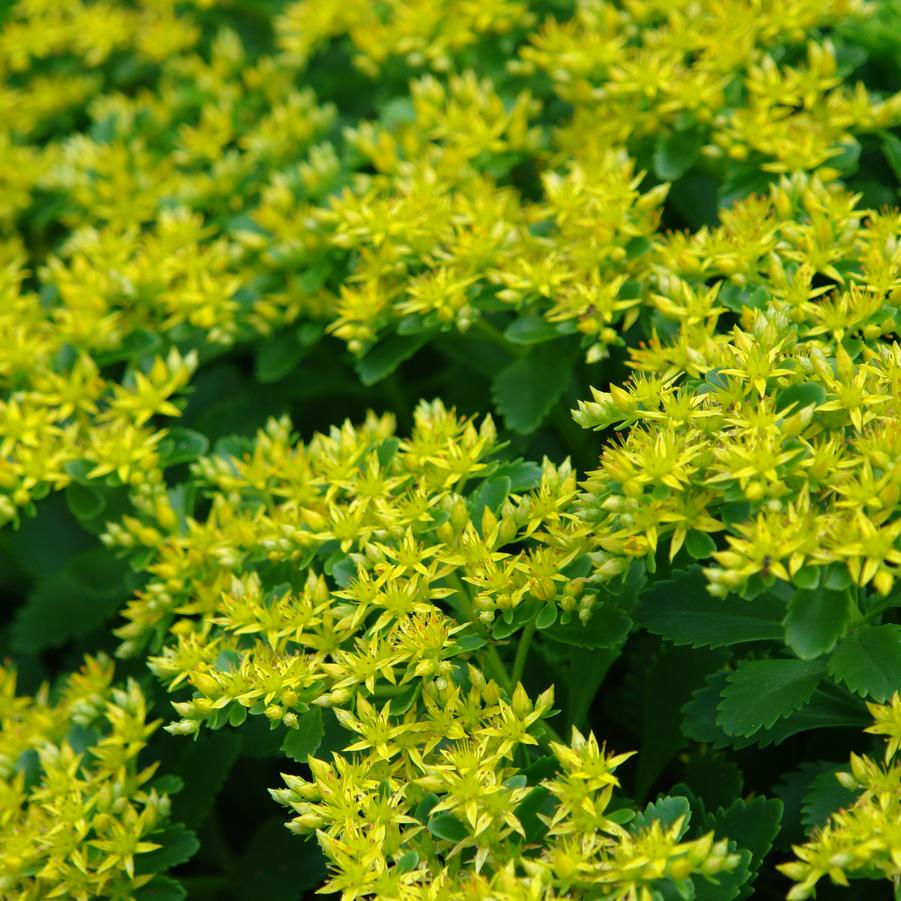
[1, 0, 901, 898]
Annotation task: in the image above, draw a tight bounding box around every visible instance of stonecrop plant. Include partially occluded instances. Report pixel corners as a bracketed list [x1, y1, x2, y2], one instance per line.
[1, 0, 900, 899]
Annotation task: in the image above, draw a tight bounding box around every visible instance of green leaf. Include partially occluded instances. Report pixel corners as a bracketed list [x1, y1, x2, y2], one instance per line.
[635, 569, 784, 648]
[776, 382, 827, 413]
[215, 649, 241, 672]
[134, 825, 199, 874]
[801, 765, 860, 831]
[64, 482, 106, 521]
[467, 476, 511, 530]
[236, 821, 326, 900]
[134, 876, 187, 901]
[632, 796, 691, 836]
[95, 328, 162, 364]
[685, 530, 717, 560]
[11, 549, 130, 653]
[396, 850, 420, 873]
[705, 797, 782, 874]
[158, 428, 209, 467]
[152, 775, 185, 796]
[427, 813, 468, 842]
[543, 603, 632, 649]
[635, 646, 728, 801]
[298, 260, 333, 294]
[535, 604, 558, 630]
[881, 131, 901, 183]
[827, 625, 901, 702]
[654, 129, 705, 181]
[686, 675, 867, 750]
[355, 333, 431, 386]
[281, 708, 324, 762]
[170, 732, 241, 829]
[782, 587, 851, 660]
[414, 793, 439, 824]
[491, 343, 573, 435]
[717, 659, 826, 737]
[503, 314, 559, 345]
[693, 851, 752, 901]
[681, 753, 743, 813]
[700, 797, 782, 900]
[489, 458, 543, 492]
[376, 437, 401, 468]
[255, 331, 305, 383]
[492, 600, 538, 640]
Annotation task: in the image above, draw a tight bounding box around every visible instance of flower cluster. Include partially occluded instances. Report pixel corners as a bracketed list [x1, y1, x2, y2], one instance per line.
[520, 0, 901, 174]
[273, 682, 739, 900]
[277, 0, 533, 76]
[1, 0, 900, 898]
[779, 693, 901, 898]
[0, 656, 183, 900]
[3, 0, 899, 513]
[574, 173, 901, 599]
[99, 401, 739, 896]
[107, 400, 590, 734]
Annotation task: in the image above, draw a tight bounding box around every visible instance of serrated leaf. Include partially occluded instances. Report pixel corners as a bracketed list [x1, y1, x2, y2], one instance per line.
[635, 569, 783, 648]
[503, 314, 559, 345]
[428, 813, 468, 842]
[491, 343, 573, 435]
[801, 766, 860, 831]
[158, 428, 209, 467]
[170, 732, 241, 829]
[281, 708, 324, 762]
[693, 850, 752, 901]
[11, 549, 130, 653]
[683, 672, 732, 745]
[134, 825, 199, 874]
[693, 797, 780, 900]
[632, 796, 691, 836]
[782, 587, 851, 660]
[827, 625, 901, 702]
[717, 659, 825, 737]
[704, 797, 782, 875]
[686, 675, 867, 751]
[355, 333, 431, 386]
[682, 752, 744, 813]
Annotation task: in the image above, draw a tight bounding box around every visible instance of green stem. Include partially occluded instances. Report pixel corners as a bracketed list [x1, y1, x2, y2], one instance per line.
[510, 620, 536, 688]
[483, 644, 513, 692]
[446, 571, 474, 622]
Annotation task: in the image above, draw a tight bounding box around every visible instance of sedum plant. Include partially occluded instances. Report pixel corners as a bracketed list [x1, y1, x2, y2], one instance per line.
[1, 0, 900, 899]
[0, 656, 193, 900]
